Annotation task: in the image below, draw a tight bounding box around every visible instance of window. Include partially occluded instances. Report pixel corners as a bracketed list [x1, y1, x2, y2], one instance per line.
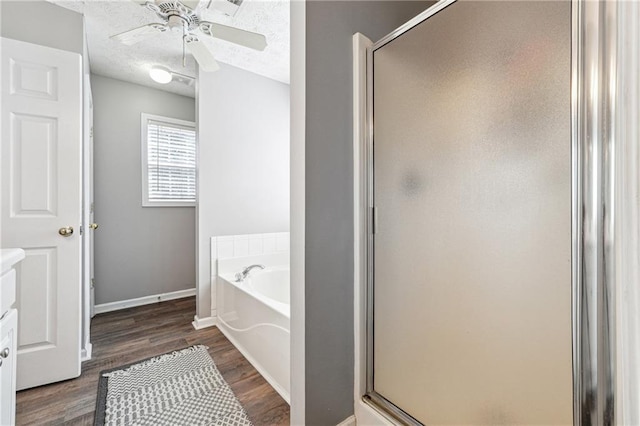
[141, 113, 197, 207]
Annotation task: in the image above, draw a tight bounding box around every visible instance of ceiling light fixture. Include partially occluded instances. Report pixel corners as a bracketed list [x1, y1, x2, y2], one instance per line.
[149, 66, 172, 84]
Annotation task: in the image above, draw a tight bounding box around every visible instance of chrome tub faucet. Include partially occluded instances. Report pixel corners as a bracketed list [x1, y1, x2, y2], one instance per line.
[235, 264, 265, 282]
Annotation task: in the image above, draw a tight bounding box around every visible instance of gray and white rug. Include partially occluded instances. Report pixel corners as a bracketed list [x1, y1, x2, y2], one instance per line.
[94, 345, 252, 426]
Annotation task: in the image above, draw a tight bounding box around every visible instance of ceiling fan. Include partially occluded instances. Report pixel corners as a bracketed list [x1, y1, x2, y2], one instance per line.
[110, 0, 267, 72]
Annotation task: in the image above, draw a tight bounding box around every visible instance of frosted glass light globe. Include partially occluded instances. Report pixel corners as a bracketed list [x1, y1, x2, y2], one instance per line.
[149, 66, 172, 84]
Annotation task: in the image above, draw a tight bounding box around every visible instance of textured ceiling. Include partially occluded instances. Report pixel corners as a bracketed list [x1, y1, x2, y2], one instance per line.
[50, 0, 290, 97]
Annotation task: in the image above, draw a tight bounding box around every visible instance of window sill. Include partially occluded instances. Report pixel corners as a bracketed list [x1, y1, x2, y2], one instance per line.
[142, 202, 196, 208]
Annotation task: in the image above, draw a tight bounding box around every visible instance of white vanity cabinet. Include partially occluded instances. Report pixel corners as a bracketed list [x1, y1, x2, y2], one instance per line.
[0, 249, 24, 426]
[0, 309, 16, 426]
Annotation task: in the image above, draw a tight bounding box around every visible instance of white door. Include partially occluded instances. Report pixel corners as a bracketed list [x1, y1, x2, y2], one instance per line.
[1, 37, 82, 390]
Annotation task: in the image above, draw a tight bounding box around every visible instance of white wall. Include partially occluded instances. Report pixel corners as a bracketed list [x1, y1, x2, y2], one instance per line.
[91, 74, 196, 304]
[196, 63, 290, 321]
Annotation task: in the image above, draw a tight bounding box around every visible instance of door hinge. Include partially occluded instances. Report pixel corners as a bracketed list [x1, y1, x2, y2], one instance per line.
[91, 278, 95, 288]
[90, 202, 94, 213]
[79, 225, 83, 235]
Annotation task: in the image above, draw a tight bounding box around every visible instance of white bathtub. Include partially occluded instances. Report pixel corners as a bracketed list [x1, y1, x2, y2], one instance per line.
[217, 266, 290, 402]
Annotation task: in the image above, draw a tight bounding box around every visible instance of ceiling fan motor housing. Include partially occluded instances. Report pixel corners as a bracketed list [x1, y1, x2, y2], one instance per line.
[148, 1, 200, 31]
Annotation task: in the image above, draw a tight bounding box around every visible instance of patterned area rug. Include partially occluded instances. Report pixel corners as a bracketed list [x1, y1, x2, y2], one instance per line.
[94, 345, 252, 426]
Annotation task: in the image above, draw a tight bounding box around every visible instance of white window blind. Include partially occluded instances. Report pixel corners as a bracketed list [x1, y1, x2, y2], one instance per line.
[142, 114, 196, 206]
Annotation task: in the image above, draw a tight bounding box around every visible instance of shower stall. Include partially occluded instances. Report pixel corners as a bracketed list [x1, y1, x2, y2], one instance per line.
[353, 0, 637, 424]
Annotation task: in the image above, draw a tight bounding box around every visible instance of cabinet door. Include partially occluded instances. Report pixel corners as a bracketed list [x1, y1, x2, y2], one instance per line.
[0, 309, 17, 426]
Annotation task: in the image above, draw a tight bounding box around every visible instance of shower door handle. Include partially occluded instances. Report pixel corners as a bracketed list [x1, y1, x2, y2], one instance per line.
[371, 207, 378, 234]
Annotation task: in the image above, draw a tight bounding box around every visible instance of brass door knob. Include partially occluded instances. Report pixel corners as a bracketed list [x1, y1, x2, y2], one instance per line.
[89, 223, 99, 230]
[58, 226, 74, 237]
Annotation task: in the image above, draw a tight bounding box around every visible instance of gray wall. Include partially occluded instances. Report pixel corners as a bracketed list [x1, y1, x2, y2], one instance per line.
[196, 63, 290, 319]
[304, 2, 431, 424]
[0, 1, 83, 54]
[91, 74, 196, 304]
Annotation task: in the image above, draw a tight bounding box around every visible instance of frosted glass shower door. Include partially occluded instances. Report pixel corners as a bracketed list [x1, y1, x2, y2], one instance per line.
[369, 1, 573, 424]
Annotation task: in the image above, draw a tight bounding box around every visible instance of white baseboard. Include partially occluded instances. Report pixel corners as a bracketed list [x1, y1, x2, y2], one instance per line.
[192, 315, 217, 330]
[80, 343, 92, 362]
[355, 399, 394, 426]
[337, 415, 357, 426]
[94, 288, 196, 315]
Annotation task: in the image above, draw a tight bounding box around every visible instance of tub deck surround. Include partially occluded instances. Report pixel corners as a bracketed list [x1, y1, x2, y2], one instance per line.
[217, 268, 291, 403]
[211, 232, 291, 404]
[210, 232, 290, 319]
[219, 266, 290, 318]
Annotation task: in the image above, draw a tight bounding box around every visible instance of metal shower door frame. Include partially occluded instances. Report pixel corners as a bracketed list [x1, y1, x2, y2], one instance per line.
[361, 0, 618, 424]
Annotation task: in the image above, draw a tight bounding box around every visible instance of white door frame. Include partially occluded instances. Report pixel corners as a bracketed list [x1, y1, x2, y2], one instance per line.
[81, 73, 93, 361]
[352, 32, 392, 426]
[81, 18, 94, 361]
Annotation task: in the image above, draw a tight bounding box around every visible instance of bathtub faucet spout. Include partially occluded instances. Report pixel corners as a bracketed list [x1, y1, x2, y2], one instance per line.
[235, 264, 265, 282]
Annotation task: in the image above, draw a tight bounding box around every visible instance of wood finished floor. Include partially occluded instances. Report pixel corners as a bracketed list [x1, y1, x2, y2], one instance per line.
[15, 297, 290, 426]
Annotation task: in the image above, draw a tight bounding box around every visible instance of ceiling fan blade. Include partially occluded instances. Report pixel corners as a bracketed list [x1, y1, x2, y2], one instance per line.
[111, 23, 168, 46]
[198, 21, 267, 51]
[185, 36, 220, 72]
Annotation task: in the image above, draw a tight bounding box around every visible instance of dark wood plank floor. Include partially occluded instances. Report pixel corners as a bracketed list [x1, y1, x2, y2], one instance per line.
[16, 297, 290, 425]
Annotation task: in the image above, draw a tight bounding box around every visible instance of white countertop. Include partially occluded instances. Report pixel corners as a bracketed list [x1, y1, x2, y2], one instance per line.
[1, 249, 25, 274]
